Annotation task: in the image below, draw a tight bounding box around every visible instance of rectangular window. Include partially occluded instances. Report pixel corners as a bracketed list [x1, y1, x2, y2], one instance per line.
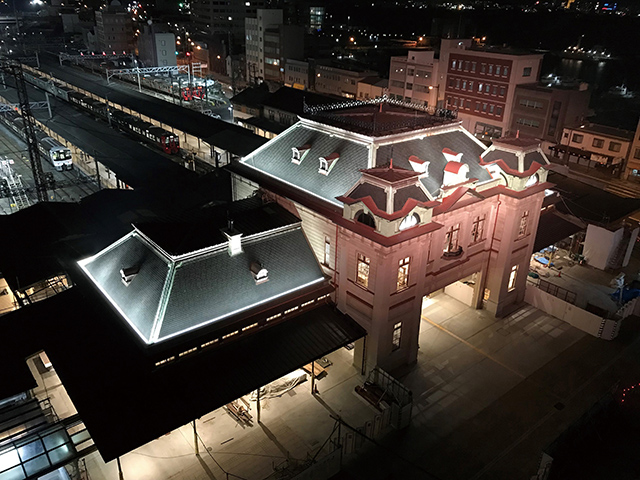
[499, 86, 506, 97]
[609, 141, 622, 152]
[475, 102, 480, 111]
[444, 224, 461, 254]
[496, 106, 503, 116]
[464, 61, 469, 70]
[523, 67, 532, 77]
[407, 68, 414, 76]
[451, 60, 457, 70]
[481, 63, 486, 74]
[478, 82, 483, 92]
[592, 138, 605, 148]
[397, 257, 410, 291]
[356, 253, 370, 289]
[519, 211, 529, 237]
[572, 133, 584, 144]
[489, 104, 495, 114]
[482, 103, 487, 112]
[324, 237, 331, 266]
[471, 215, 485, 243]
[462, 80, 467, 90]
[485, 84, 490, 94]
[471, 62, 476, 72]
[508, 265, 518, 292]
[455, 79, 460, 88]
[468, 81, 474, 91]
[392, 322, 402, 351]
[488, 64, 493, 75]
[495, 66, 501, 76]
[406, 83, 413, 90]
[503, 66, 509, 77]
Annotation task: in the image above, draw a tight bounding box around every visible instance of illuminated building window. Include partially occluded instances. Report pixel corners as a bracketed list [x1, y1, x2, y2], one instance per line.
[471, 215, 485, 243]
[397, 257, 410, 291]
[508, 265, 518, 292]
[443, 224, 461, 256]
[519, 211, 529, 237]
[324, 237, 331, 265]
[399, 213, 420, 231]
[266, 313, 281, 322]
[356, 253, 371, 289]
[392, 322, 402, 351]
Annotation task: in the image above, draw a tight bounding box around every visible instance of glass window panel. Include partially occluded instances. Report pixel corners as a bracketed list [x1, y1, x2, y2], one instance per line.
[17, 440, 44, 462]
[23, 455, 50, 477]
[42, 431, 66, 451]
[0, 466, 25, 480]
[47, 445, 72, 465]
[0, 449, 20, 473]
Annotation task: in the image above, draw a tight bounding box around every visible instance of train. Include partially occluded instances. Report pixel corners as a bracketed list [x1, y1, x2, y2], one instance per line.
[0, 109, 73, 171]
[23, 69, 181, 155]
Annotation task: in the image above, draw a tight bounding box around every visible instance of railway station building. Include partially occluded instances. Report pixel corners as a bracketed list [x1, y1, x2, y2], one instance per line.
[229, 98, 552, 371]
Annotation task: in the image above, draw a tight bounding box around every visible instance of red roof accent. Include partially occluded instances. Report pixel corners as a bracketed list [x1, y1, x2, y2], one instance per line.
[297, 144, 311, 151]
[442, 147, 459, 157]
[479, 155, 544, 178]
[324, 152, 340, 161]
[360, 165, 420, 183]
[336, 195, 439, 221]
[408, 155, 426, 165]
[444, 161, 466, 174]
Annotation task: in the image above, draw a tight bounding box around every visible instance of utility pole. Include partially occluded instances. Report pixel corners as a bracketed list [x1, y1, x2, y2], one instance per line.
[5, 62, 47, 202]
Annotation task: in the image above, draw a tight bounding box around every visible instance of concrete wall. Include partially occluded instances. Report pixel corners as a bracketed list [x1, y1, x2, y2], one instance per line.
[444, 281, 475, 307]
[525, 283, 620, 339]
[583, 224, 618, 270]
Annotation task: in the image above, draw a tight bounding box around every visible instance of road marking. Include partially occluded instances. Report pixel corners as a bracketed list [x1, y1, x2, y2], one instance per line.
[421, 314, 526, 379]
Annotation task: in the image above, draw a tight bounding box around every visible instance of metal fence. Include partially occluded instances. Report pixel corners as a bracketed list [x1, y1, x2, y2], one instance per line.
[536, 279, 577, 305]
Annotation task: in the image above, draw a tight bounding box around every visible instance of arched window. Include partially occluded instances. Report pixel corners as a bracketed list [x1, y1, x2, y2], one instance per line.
[525, 173, 539, 188]
[355, 210, 376, 229]
[399, 213, 420, 231]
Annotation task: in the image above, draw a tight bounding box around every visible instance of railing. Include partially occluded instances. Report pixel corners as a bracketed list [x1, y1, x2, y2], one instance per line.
[536, 279, 577, 305]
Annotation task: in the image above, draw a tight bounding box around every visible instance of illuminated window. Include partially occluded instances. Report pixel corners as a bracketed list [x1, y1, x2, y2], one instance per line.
[392, 322, 402, 351]
[397, 257, 410, 291]
[471, 215, 485, 243]
[508, 265, 518, 292]
[399, 213, 420, 231]
[356, 253, 370, 289]
[519, 211, 529, 237]
[324, 237, 331, 265]
[443, 224, 461, 255]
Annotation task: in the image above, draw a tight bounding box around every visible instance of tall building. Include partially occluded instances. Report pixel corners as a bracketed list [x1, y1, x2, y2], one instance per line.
[509, 81, 591, 145]
[439, 39, 544, 141]
[388, 50, 440, 107]
[95, 3, 134, 54]
[191, 0, 266, 46]
[230, 99, 552, 370]
[138, 23, 177, 67]
[246, 9, 304, 84]
[314, 63, 376, 98]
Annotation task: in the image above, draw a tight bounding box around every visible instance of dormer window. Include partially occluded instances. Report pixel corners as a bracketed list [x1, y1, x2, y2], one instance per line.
[355, 210, 376, 229]
[318, 152, 339, 175]
[120, 265, 139, 286]
[291, 144, 311, 164]
[408, 155, 429, 176]
[250, 261, 269, 284]
[399, 213, 420, 231]
[525, 173, 538, 188]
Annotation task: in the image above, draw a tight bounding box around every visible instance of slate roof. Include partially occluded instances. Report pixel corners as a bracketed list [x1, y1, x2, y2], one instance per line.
[349, 183, 387, 211]
[376, 130, 490, 197]
[242, 119, 489, 205]
[483, 150, 519, 171]
[242, 122, 370, 205]
[79, 212, 326, 344]
[394, 185, 430, 211]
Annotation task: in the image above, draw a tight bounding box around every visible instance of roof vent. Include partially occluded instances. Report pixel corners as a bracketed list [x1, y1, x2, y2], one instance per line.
[222, 219, 243, 256]
[120, 265, 139, 286]
[250, 261, 269, 284]
[292, 144, 311, 164]
[318, 152, 339, 176]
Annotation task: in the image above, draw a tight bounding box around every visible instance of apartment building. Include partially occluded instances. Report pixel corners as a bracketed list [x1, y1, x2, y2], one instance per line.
[552, 123, 634, 178]
[388, 50, 439, 107]
[440, 39, 543, 141]
[357, 77, 388, 100]
[138, 24, 177, 67]
[284, 58, 310, 90]
[95, 5, 134, 53]
[246, 9, 304, 84]
[509, 81, 590, 146]
[314, 63, 376, 98]
[191, 0, 265, 45]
